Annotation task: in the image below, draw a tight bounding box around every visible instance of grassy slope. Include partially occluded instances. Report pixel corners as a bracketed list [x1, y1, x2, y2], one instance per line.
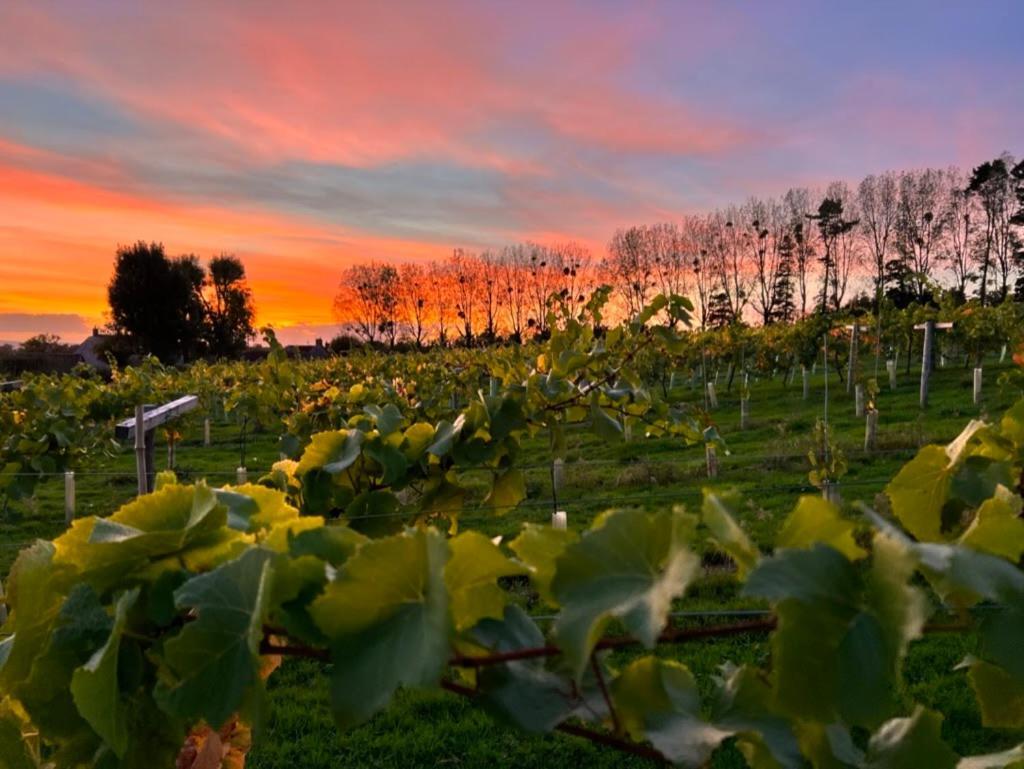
[3, 358, 1022, 766]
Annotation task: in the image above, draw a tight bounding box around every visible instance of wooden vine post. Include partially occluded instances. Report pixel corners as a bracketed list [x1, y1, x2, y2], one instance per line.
[116, 395, 199, 495]
[844, 324, 868, 394]
[914, 321, 953, 408]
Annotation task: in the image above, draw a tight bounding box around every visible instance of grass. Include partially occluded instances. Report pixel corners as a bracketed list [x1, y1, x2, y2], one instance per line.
[3, 355, 1022, 765]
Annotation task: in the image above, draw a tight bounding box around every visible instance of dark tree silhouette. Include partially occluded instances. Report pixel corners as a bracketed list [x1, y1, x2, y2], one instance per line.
[108, 242, 207, 361]
[202, 254, 255, 357]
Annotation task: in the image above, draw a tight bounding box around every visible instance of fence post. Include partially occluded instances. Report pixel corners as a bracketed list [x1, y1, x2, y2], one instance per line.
[705, 445, 719, 478]
[134, 404, 147, 496]
[864, 409, 878, 452]
[919, 320, 935, 408]
[64, 470, 75, 526]
[973, 368, 983, 406]
[552, 458, 565, 494]
[847, 325, 858, 393]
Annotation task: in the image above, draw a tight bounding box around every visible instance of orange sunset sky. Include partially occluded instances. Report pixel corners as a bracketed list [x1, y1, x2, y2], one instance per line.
[1, 1, 1021, 344]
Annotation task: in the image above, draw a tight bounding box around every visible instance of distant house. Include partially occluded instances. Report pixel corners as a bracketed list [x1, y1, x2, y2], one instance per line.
[75, 328, 114, 372]
[286, 338, 330, 360]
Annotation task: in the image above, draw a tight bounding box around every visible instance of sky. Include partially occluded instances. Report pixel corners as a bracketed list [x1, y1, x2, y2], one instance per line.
[0, 0, 1021, 344]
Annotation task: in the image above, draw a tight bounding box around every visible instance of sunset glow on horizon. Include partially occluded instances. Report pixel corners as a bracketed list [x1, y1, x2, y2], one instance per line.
[1, 0, 1021, 344]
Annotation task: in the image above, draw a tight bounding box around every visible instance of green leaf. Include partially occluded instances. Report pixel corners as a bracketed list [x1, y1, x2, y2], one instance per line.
[508, 524, 578, 605]
[709, 664, 802, 769]
[216, 483, 298, 533]
[14, 583, 113, 739]
[483, 469, 526, 515]
[966, 659, 1024, 729]
[71, 588, 140, 756]
[885, 445, 952, 542]
[611, 656, 730, 767]
[864, 707, 958, 769]
[53, 483, 228, 591]
[154, 548, 275, 727]
[363, 437, 409, 486]
[296, 430, 363, 477]
[310, 528, 450, 728]
[471, 606, 571, 733]
[777, 495, 866, 561]
[958, 745, 1024, 769]
[959, 486, 1024, 561]
[551, 509, 699, 679]
[590, 398, 623, 443]
[0, 701, 34, 769]
[445, 532, 526, 632]
[744, 544, 860, 606]
[702, 490, 761, 577]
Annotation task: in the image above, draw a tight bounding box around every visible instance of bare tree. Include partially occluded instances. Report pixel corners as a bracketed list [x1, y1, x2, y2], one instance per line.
[550, 241, 594, 319]
[499, 244, 531, 341]
[335, 262, 400, 345]
[450, 248, 480, 345]
[745, 197, 791, 325]
[526, 243, 559, 333]
[606, 227, 655, 318]
[783, 187, 817, 317]
[943, 168, 975, 301]
[429, 260, 453, 347]
[397, 263, 430, 348]
[478, 250, 502, 342]
[894, 169, 946, 300]
[858, 172, 899, 302]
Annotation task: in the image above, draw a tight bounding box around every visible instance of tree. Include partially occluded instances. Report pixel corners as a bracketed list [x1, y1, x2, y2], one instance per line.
[450, 249, 479, 345]
[606, 227, 654, 318]
[858, 172, 898, 306]
[967, 154, 1016, 304]
[807, 195, 858, 313]
[201, 254, 255, 357]
[397, 263, 431, 348]
[944, 168, 976, 302]
[499, 244, 531, 341]
[19, 334, 74, 353]
[107, 241, 206, 361]
[784, 188, 817, 317]
[893, 169, 946, 302]
[334, 262, 400, 346]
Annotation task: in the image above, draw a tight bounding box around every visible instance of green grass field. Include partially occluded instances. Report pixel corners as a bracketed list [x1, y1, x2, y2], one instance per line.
[3, 357, 1021, 766]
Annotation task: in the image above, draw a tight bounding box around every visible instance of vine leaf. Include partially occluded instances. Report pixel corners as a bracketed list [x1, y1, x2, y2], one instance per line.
[551, 509, 698, 679]
[71, 587, 140, 756]
[964, 659, 1024, 729]
[508, 524, 578, 605]
[777, 495, 865, 560]
[215, 484, 298, 533]
[482, 469, 526, 515]
[958, 486, 1024, 561]
[471, 606, 572, 733]
[310, 528, 450, 729]
[885, 445, 952, 543]
[445, 531, 526, 632]
[154, 548, 275, 728]
[611, 656, 731, 767]
[702, 490, 760, 577]
[864, 707, 958, 769]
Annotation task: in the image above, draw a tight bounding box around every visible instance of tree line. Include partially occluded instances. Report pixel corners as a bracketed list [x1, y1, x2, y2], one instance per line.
[106, 241, 256, 361]
[335, 152, 1023, 346]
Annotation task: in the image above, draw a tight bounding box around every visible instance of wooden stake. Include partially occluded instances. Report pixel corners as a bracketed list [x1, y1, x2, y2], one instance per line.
[552, 458, 565, 493]
[134, 404, 147, 497]
[919, 320, 934, 408]
[64, 470, 75, 526]
[705, 445, 719, 478]
[864, 409, 878, 452]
